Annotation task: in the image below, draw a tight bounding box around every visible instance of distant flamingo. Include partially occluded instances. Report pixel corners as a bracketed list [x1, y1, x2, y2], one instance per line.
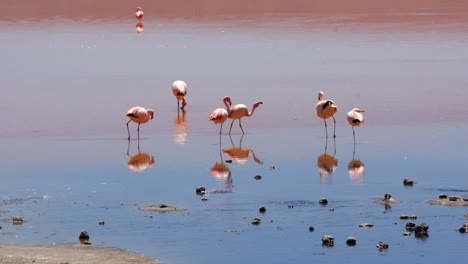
[209, 108, 228, 135]
[316, 91, 338, 138]
[224, 97, 263, 134]
[135, 7, 144, 20]
[125, 106, 154, 140]
[347, 108, 365, 143]
[172, 80, 188, 110]
[136, 22, 144, 34]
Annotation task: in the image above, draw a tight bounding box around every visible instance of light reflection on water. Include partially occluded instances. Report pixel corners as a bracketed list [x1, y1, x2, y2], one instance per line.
[2, 3, 468, 264]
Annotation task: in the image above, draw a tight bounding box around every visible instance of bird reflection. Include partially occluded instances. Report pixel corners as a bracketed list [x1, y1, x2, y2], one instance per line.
[317, 137, 338, 183]
[174, 109, 188, 144]
[348, 139, 365, 184]
[210, 140, 233, 193]
[126, 140, 155, 172]
[136, 22, 144, 34]
[223, 134, 263, 165]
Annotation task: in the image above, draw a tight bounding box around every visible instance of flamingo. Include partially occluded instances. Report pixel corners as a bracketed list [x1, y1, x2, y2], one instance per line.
[125, 106, 154, 140]
[135, 7, 144, 20]
[209, 108, 228, 135]
[347, 108, 365, 143]
[172, 80, 188, 110]
[316, 91, 338, 138]
[224, 97, 263, 134]
[136, 22, 144, 34]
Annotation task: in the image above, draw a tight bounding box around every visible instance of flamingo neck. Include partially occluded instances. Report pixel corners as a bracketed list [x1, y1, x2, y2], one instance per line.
[247, 103, 260, 116]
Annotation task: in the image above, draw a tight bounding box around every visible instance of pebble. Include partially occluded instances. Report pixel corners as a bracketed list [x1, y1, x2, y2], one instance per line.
[201, 197, 208, 202]
[254, 175, 262, 180]
[309, 226, 314, 232]
[409, 215, 418, 220]
[287, 204, 294, 208]
[359, 223, 374, 228]
[319, 198, 328, 205]
[464, 212, 468, 218]
[376, 241, 389, 250]
[99, 221, 105, 225]
[12, 217, 24, 225]
[403, 178, 414, 186]
[259, 207, 266, 213]
[79, 230, 90, 244]
[439, 194, 448, 199]
[225, 159, 232, 163]
[414, 223, 429, 234]
[449, 195, 462, 202]
[458, 223, 468, 233]
[269, 165, 275, 170]
[321, 235, 334, 247]
[251, 218, 261, 225]
[195, 187, 206, 195]
[346, 236, 357, 246]
[403, 232, 411, 236]
[400, 215, 409, 220]
[329, 208, 334, 212]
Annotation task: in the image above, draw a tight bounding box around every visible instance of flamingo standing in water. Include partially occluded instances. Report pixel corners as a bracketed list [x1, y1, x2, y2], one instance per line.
[172, 80, 188, 110]
[347, 108, 365, 143]
[209, 108, 228, 135]
[125, 106, 154, 140]
[135, 7, 144, 20]
[316, 91, 338, 138]
[224, 97, 263, 134]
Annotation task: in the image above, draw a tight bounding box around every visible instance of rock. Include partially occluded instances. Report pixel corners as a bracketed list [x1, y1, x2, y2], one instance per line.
[98, 221, 105, 225]
[269, 165, 275, 170]
[403, 178, 414, 186]
[259, 207, 266, 213]
[251, 218, 261, 225]
[225, 159, 232, 163]
[405, 222, 417, 231]
[359, 223, 374, 228]
[403, 232, 411, 236]
[12, 217, 24, 225]
[195, 187, 206, 195]
[201, 197, 208, 202]
[376, 241, 389, 250]
[329, 208, 334, 212]
[321, 235, 334, 247]
[414, 223, 429, 234]
[254, 175, 262, 180]
[79, 230, 90, 244]
[449, 195, 463, 202]
[439, 194, 448, 199]
[464, 212, 468, 218]
[400, 215, 409, 220]
[319, 198, 328, 205]
[346, 236, 357, 246]
[139, 204, 188, 212]
[288, 204, 294, 208]
[409, 215, 418, 220]
[458, 222, 468, 233]
[309, 226, 315, 232]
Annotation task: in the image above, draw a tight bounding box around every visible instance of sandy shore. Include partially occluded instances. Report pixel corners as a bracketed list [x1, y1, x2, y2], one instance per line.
[0, 244, 162, 264]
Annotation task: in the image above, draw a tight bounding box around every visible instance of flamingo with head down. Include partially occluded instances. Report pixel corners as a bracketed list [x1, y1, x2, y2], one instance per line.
[135, 7, 144, 20]
[172, 80, 188, 110]
[347, 108, 365, 143]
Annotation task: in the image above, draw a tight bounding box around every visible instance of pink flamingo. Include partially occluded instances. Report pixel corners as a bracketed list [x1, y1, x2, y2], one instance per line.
[316, 91, 338, 138]
[209, 108, 228, 135]
[125, 106, 154, 140]
[135, 7, 144, 20]
[347, 108, 365, 142]
[172, 80, 188, 110]
[224, 96, 263, 134]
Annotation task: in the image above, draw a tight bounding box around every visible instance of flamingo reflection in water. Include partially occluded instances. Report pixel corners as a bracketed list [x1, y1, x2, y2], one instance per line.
[223, 134, 263, 165]
[317, 137, 338, 184]
[136, 22, 144, 34]
[174, 109, 188, 144]
[210, 138, 233, 194]
[126, 140, 155, 172]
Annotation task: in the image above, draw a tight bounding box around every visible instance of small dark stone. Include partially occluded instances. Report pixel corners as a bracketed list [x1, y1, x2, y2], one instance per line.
[439, 194, 448, 199]
[329, 208, 335, 212]
[414, 223, 429, 234]
[201, 197, 208, 202]
[225, 159, 233, 163]
[321, 235, 334, 246]
[309, 226, 315, 232]
[346, 236, 357, 246]
[269, 165, 276, 170]
[376, 241, 389, 250]
[288, 204, 294, 208]
[79, 230, 90, 244]
[254, 175, 262, 180]
[251, 218, 261, 225]
[259, 207, 266, 213]
[449, 195, 462, 202]
[458, 223, 468, 233]
[403, 178, 414, 186]
[400, 215, 410, 220]
[464, 213, 468, 218]
[319, 198, 328, 205]
[409, 215, 418, 220]
[359, 223, 374, 228]
[99, 221, 105, 225]
[403, 232, 411, 236]
[196, 187, 206, 195]
[405, 222, 417, 231]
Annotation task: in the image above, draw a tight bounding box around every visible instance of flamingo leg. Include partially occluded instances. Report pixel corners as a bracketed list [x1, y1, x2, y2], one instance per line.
[239, 119, 244, 134]
[126, 120, 132, 140]
[219, 123, 223, 135]
[323, 118, 328, 138]
[332, 115, 336, 138]
[137, 124, 140, 141]
[177, 100, 180, 110]
[229, 119, 235, 134]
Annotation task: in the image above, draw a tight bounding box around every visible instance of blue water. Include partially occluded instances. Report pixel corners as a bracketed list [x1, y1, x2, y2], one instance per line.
[1, 4, 468, 263]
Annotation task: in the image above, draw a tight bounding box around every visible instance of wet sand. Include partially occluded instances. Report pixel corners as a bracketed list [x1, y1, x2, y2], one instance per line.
[0, 244, 161, 264]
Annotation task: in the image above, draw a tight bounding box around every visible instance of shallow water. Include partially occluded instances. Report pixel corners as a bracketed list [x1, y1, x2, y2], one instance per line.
[1, 1, 468, 263]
